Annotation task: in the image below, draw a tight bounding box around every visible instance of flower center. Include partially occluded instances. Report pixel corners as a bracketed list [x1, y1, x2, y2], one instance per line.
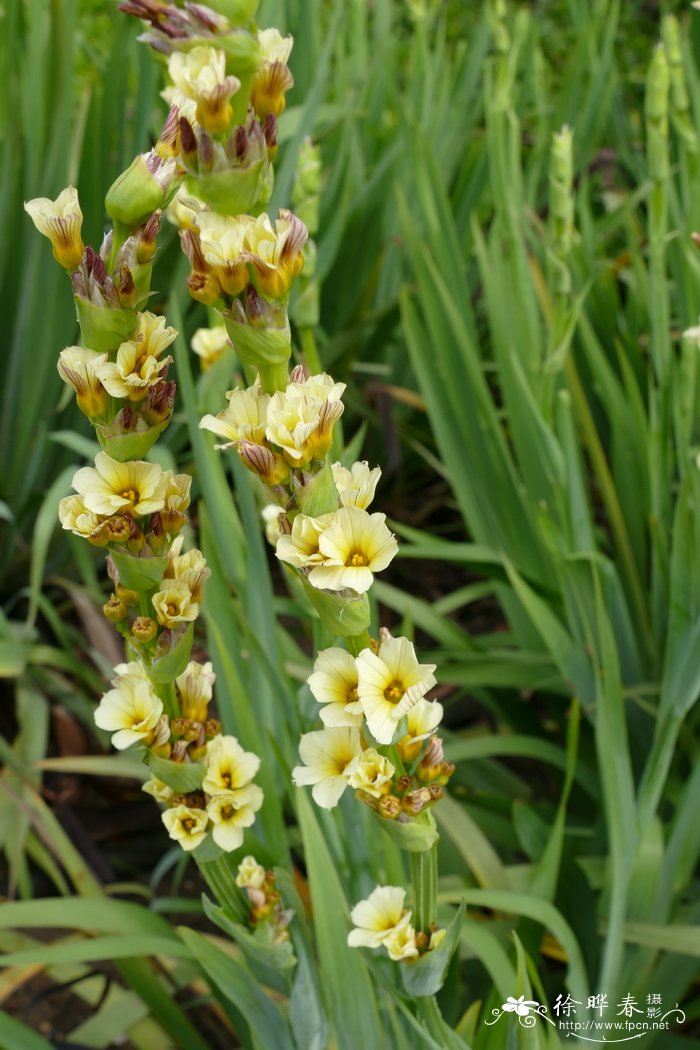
[220, 771, 232, 787]
[182, 818, 195, 832]
[220, 804, 234, 821]
[120, 488, 139, 503]
[347, 550, 369, 567]
[384, 679, 405, 704]
[346, 685, 359, 704]
[166, 602, 179, 617]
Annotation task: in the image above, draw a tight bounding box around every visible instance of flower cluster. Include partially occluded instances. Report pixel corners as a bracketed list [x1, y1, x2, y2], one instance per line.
[235, 855, 293, 941]
[348, 886, 445, 962]
[292, 634, 452, 815]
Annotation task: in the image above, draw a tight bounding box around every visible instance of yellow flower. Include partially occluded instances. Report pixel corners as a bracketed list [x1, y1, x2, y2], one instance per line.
[346, 748, 395, 798]
[356, 634, 437, 745]
[191, 325, 231, 369]
[176, 660, 216, 721]
[71, 452, 167, 518]
[397, 696, 445, 762]
[251, 28, 294, 118]
[94, 664, 163, 750]
[347, 886, 412, 950]
[307, 507, 398, 595]
[193, 212, 254, 295]
[58, 494, 104, 539]
[200, 383, 270, 448]
[97, 313, 177, 401]
[236, 855, 267, 890]
[291, 726, 363, 809]
[162, 805, 208, 852]
[244, 210, 307, 299]
[166, 186, 206, 231]
[384, 920, 419, 962]
[142, 776, 174, 804]
[266, 372, 344, 465]
[152, 579, 199, 628]
[307, 647, 363, 727]
[203, 735, 261, 796]
[24, 186, 84, 270]
[261, 504, 283, 546]
[57, 346, 109, 419]
[168, 46, 241, 134]
[160, 470, 192, 533]
[206, 784, 264, 851]
[276, 513, 331, 570]
[332, 461, 381, 510]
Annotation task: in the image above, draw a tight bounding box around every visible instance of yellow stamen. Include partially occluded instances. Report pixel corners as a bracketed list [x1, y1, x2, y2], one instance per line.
[384, 679, 405, 704]
[348, 550, 369, 567]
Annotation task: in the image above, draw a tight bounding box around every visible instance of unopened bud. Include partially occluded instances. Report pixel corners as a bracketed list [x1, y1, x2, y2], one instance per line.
[143, 378, 176, 425]
[204, 719, 221, 738]
[236, 440, 289, 484]
[88, 515, 133, 547]
[105, 152, 179, 229]
[115, 585, 139, 605]
[170, 740, 189, 763]
[402, 787, 432, 815]
[170, 718, 189, 739]
[395, 774, 412, 793]
[415, 931, 430, 950]
[103, 594, 128, 622]
[378, 794, 401, 820]
[136, 211, 161, 264]
[116, 264, 137, 307]
[179, 118, 198, 167]
[132, 616, 157, 642]
[151, 714, 172, 750]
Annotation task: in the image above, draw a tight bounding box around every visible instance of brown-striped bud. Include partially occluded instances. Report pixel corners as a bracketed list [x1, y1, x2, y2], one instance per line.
[236, 440, 289, 485]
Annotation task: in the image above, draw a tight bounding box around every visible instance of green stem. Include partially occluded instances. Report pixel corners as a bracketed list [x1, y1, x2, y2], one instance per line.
[198, 855, 248, 923]
[258, 360, 289, 394]
[411, 840, 437, 933]
[347, 630, 372, 656]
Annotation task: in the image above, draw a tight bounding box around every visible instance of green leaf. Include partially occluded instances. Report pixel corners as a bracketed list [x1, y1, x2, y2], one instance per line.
[202, 895, 296, 973]
[296, 789, 387, 1050]
[148, 622, 195, 683]
[401, 903, 465, 997]
[179, 926, 295, 1050]
[146, 752, 204, 793]
[436, 795, 509, 889]
[111, 551, 168, 592]
[0, 1011, 56, 1050]
[373, 809, 440, 853]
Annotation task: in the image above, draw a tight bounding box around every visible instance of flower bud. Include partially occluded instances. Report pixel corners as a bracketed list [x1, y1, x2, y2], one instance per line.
[132, 616, 158, 643]
[204, 718, 222, 738]
[378, 794, 401, 820]
[105, 152, 180, 229]
[102, 594, 128, 622]
[88, 515, 133, 547]
[116, 585, 140, 606]
[236, 440, 289, 484]
[136, 211, 161, 264]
